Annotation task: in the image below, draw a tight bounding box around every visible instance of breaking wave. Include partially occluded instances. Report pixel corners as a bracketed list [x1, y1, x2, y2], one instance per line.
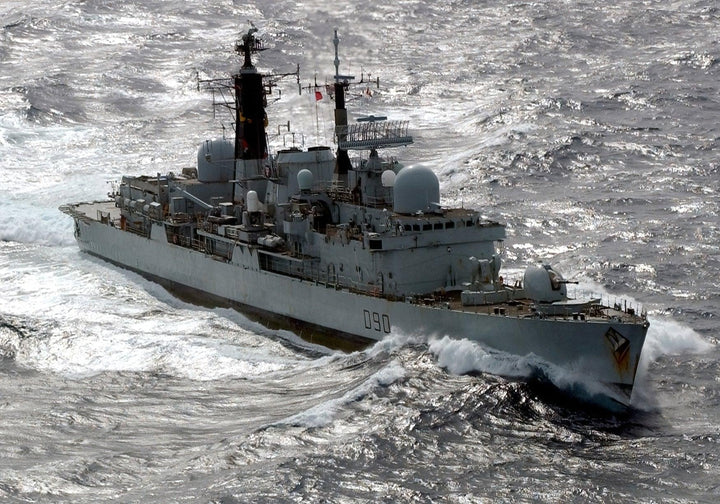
[276, 359, 406, 428]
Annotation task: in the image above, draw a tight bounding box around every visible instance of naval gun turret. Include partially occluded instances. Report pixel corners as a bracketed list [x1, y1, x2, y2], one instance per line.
[524, 264, 568, 303]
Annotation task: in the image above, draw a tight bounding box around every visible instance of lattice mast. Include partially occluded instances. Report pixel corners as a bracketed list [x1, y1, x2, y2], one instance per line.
[331, 31, 412, 154]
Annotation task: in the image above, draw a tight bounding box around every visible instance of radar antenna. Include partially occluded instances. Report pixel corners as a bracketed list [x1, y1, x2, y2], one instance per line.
[236, 25, 265, 70]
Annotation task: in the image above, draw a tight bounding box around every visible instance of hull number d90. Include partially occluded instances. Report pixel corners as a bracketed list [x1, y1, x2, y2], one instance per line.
[363, 309, 391, 334]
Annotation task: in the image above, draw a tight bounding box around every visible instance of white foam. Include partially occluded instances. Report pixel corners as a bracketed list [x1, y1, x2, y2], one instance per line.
[429, 335, 534, 378]
[0, 200, 75, 246]
[631, 315, 713, 408]
[3, 252, 313, 380]
[428, 335, 634, 406]
[363, 331, 424, 358]
[19, 313, 311, 382]
[641, 316, 713, 360]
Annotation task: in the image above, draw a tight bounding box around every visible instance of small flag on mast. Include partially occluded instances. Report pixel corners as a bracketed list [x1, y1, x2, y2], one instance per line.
[315, 91, 323, 101]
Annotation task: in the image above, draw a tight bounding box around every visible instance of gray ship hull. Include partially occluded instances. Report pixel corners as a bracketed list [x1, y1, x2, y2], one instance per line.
[70, 204, 647, 404]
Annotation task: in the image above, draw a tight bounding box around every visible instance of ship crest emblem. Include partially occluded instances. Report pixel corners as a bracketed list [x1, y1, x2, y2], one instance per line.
[605, 327, 630, 367]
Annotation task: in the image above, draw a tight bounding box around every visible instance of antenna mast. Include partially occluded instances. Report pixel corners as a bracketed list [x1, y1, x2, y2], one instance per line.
[333, 29, 354, 184]
[233, 26, 268, 161]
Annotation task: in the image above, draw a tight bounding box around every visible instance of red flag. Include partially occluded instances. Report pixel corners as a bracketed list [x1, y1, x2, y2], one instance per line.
[315, 91, 323, 101]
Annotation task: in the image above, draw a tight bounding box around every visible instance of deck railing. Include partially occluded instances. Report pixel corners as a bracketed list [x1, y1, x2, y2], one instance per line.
[258, 252, 383, 296]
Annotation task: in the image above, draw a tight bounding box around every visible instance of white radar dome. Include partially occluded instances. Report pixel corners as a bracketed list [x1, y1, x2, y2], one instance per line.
[392, 165, 440, 214]
[523, 264, 568, 303]
[197, 139, 235, 183]
[297, 169, 314, 191]
[381, 170, 397, 187]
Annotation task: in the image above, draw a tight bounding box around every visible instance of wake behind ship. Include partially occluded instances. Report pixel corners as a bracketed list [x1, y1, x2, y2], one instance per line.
[61, 28, 649, 406]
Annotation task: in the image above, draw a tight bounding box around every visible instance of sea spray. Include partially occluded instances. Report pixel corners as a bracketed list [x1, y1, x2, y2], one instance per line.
[631, 315, 713, 409]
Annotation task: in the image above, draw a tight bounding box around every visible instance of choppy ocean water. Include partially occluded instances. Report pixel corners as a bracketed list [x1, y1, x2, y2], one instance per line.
[1, 0, 718, 502]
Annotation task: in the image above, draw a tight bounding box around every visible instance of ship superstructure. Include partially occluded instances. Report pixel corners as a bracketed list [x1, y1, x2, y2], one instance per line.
[62, 28, 649, 406]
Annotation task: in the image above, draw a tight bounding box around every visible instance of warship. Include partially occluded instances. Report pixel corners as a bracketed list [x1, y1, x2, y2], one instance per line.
[61, 28, 649, 405]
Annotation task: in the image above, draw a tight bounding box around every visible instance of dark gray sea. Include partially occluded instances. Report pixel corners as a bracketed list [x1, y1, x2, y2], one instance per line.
[1, 1, 719, 502]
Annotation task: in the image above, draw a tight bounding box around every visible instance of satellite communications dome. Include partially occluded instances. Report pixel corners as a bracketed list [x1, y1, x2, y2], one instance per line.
[392, 165, 440, 214]
[197, 139, 235, 183]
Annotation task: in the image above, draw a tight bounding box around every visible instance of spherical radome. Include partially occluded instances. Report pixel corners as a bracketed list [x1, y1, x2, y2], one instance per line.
[392, 165, 440, 214]
[197, 139, 235, 182]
